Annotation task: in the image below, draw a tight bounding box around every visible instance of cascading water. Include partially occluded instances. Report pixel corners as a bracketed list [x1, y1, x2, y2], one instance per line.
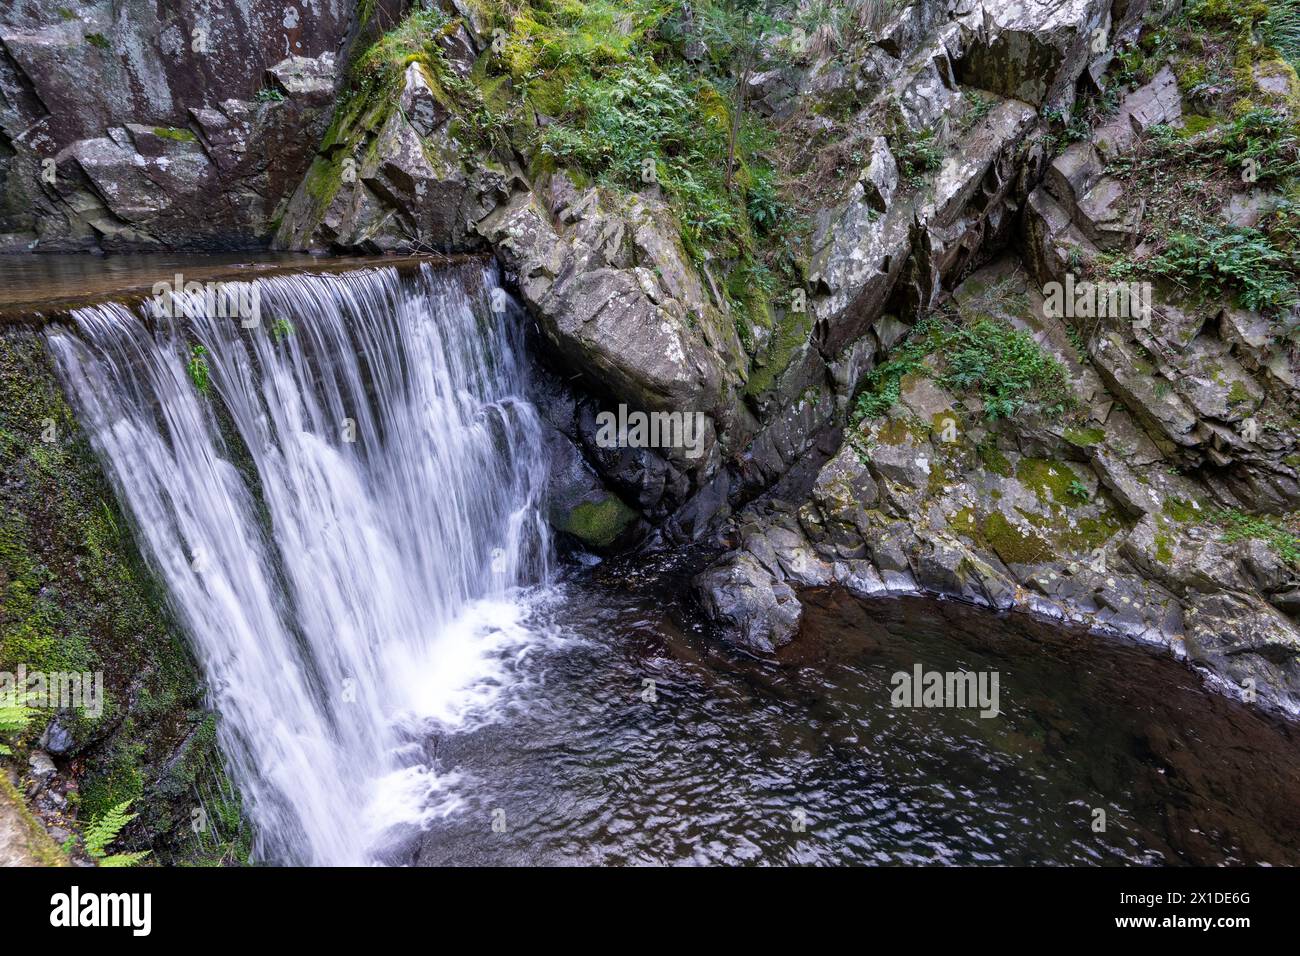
[45, 261, 551, 865]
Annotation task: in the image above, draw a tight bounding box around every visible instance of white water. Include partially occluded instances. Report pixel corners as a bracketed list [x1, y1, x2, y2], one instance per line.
[46, 262, 551, 865]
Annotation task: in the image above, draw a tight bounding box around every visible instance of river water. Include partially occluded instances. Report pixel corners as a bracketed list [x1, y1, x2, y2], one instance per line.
[16, 254, 1300, 866]
[409, 565, 1300, 867]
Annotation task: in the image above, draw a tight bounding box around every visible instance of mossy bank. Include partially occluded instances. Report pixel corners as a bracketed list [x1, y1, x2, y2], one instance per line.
[0, 328, 248, 865]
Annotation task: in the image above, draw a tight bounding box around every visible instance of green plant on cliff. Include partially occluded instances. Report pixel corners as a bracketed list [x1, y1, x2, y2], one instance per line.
[940, 319, 1074, 419]
[1261, 0, 1300, 68]
[523, 1, 789, 262]
[82, 799, 150, 868]
[0, 695, 33, 756]
[853, 313, 1074, 423]
[1143, 220, 1298, 311]
[1213, 509, 1300, 564]
[891, 127, 943, 187]
[187, 345, 211, 395]
[1215, 106, 1300, 181]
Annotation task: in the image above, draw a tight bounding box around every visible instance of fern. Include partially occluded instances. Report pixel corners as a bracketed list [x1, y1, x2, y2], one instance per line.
[83, 799, 150, 867]
[0, 695, 33, 756]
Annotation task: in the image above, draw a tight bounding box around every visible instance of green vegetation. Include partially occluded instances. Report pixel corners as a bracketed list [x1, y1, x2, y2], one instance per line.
[1216, 106, 1300, 182]
[561, 496, 638, 548]
[1063, 425, 1105, 447]
[254, 87, 286, 104]
[890, 127, 943, 187]
[1214, 509, 1300, 564]
[0, 695, 32, 756]
[501, 1, 793, 262]
[1100, 2, 1300, 317]
[1, 332, 242, 863]
[82, 799, 150, 867]
[151, 126, 197, 143]
[1143, 220, 1298, 311]
[187, 345, 211, 395]
[1261, 0, 1300, 69]
[853, 313, 1074, 423]
[85, 32, 110, 50]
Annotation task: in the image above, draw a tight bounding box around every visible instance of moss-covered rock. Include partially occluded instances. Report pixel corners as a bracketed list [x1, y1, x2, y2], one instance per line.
[0, 329, 245, 864]
[554, 496, 638, 550]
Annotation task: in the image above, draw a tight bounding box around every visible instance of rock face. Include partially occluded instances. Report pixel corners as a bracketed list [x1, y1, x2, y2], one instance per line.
[479, 175, 747, 474]
[694, 38, 1300, 720]
[274, 56, 509, 253]
[0, 0, 358, 250]
[10, 0, 1294, 723]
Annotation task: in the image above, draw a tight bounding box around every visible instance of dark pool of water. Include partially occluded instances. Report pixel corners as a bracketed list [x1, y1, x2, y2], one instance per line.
[409, 566, 1300, 867]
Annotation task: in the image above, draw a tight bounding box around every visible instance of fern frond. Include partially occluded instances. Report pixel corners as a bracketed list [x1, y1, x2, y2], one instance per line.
[98, 851, 151, 868]
[0, 701, 33, 737]
[84, 799, 138, 858]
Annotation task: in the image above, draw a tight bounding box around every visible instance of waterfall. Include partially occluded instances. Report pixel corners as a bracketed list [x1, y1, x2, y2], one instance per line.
[45, 261, 551, 865]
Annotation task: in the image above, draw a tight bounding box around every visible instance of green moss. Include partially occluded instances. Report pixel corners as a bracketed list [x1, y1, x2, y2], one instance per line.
[1179, 113, 1218, 137]
[152, 126, 197, 143]
[1163, 497, 1202, 522]
[1227, 379, 1252, 404]
[983, 512, 1053, 564]
[0, 330, 243, 864]
[926, 459, 950, 497]
[561, 496, 637, 549]
[875, 416, 925, 447]
[1015, 458, 1083, 506]
[744, 306, 812, 399]
[950, 507, 980, 534]
[1154, 530, 1174, 564]
[977, 439, 1013, 477]
[85, 32, 110, 50]
[1063, 425, 1105, 447]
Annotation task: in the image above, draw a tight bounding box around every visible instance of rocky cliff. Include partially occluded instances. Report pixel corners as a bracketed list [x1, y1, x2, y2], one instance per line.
[0, 0, 377, 251]
[266, 0, 1300, 721]
[3, 0, 1300, 858]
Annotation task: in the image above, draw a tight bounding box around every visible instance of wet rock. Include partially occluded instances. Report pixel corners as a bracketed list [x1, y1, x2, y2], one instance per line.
[38, 716, 74, 755]
[1183, 593, 1300, 716]
[26, 751, 56, 789]
[694, 553, 803, 654]
[542, 426, 639, 552]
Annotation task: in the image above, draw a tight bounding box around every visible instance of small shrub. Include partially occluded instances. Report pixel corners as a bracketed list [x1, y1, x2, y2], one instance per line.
[853, 314, 1074, 422]
[0, 695, 33, 756]
[1262, 0, 1300, 68]
[1214, 106, 1300, 182]
[891, 128, 943, 186]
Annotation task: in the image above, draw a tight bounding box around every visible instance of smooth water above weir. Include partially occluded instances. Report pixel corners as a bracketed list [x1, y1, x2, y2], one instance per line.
[46, 262, 551, 865]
